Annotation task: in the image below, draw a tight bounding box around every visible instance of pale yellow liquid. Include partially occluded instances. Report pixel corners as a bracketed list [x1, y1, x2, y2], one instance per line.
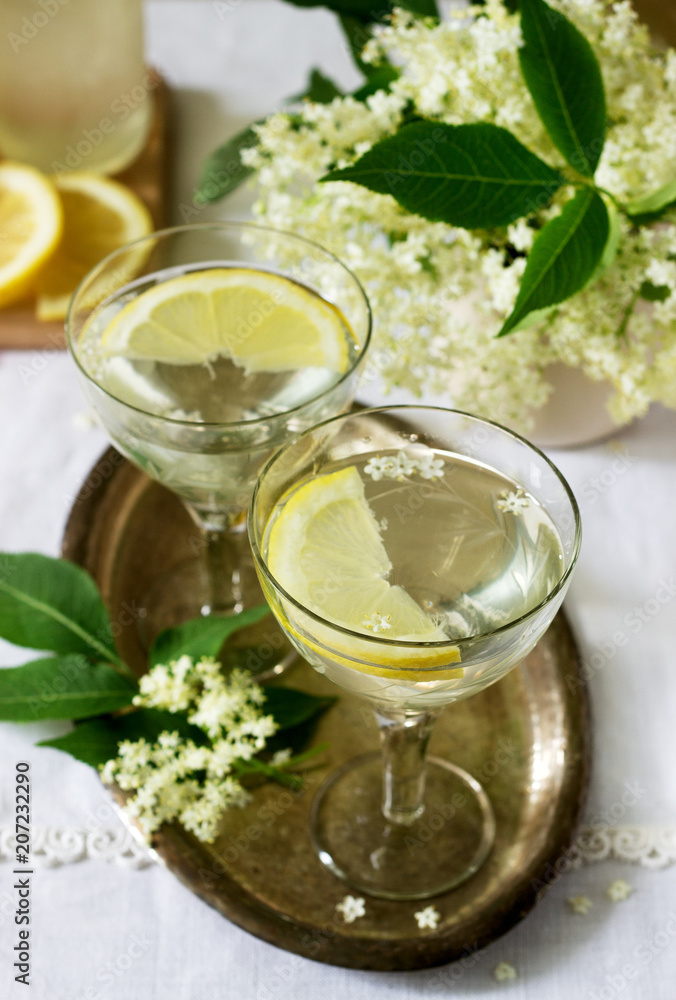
[263, 451, 565, 709]
[0, 0, 151, 173]
[77, 265, 359, 521]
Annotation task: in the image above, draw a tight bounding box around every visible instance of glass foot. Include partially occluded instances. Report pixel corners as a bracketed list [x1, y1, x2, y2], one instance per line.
[309, 751, 495, 900]
[136, 556, 297, 680]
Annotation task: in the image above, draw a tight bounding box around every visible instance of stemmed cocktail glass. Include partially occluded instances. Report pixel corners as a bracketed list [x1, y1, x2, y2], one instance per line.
[66, 223, 371, 658]
[249, 406, 581, 899]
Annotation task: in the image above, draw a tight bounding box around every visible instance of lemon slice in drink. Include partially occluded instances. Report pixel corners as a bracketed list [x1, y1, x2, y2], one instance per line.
[0, 162, 63, 309]
[35, 172, 153, 321]
[267, 466, 462, 679]
[99, 268, 351, 373]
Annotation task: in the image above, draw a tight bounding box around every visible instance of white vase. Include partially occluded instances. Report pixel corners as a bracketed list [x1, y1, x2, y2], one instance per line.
[529, 364, 623, 449]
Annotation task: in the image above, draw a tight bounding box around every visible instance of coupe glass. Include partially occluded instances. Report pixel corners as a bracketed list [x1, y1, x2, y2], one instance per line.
[66, 222, 371, 656]
[249, 406, 581, 899]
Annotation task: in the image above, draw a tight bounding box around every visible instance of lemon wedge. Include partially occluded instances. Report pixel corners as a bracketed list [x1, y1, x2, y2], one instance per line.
[97, 267, 351, 373]
[267, 466, 462, 679]
[0, 161, 63, 309]
[35, 171, 153, 321]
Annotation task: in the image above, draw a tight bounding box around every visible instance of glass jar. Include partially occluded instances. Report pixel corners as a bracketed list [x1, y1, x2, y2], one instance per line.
[0, 0, 153, 174]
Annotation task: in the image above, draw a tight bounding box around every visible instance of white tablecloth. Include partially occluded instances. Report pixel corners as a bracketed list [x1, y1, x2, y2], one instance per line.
[1, 3, 675, 998]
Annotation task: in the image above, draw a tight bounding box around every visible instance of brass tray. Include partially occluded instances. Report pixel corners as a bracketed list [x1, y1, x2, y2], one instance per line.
[62, 447, 591, 971]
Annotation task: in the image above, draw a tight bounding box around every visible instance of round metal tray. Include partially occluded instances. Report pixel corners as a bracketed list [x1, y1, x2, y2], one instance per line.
[62, 445, 591, 971]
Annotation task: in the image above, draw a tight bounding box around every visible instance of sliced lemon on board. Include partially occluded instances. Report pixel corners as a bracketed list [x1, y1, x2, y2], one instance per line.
[35, 171, 153, 321]
[267, 466, 463, 680]
[98, 267, 351, 373]
[0, 161, 63, 309]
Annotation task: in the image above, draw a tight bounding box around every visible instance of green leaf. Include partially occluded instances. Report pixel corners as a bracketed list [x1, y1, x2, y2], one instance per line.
[149, 605, 272, 668]
[627, 180, 676, 218]
[291, 68, 343, 104]
[352, 65, 399, 102]
[321, 121, 564, 229]
[498, 187, 609, 337]
[262, 685, 335, 730]
[639, 281, 671, 303]
[39, 708, 207, 769]
[0, 553, 118, 663]
[519, 0, 606, 177]
[194, 124, 259, 205]
[0, 656, 136, 721]
[284, 0, 437, 19]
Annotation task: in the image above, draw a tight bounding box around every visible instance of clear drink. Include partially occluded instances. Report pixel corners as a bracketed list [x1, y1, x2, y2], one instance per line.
[76, 264, 359, 521]
[261, 449, 565, 710]
[249, 405, 580, 898]
[0, 0, 151, 173]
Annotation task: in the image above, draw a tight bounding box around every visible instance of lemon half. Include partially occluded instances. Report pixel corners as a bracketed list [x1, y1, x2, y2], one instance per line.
[98, 267, 351, 373]
[0, 162, 63, 309]
[267, 466, 462, 679]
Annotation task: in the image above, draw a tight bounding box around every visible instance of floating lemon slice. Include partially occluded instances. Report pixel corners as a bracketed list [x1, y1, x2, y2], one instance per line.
[267, 466, 462, 680]
[98, 267, 352, 373]
[0, 162, 63, 309]
[35, 171, 153, 321]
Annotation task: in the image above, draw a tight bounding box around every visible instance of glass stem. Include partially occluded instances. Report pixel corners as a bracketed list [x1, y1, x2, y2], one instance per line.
[374, 708, 441, 826]
[185, 505, 244, 617]
[203, 526, 242, 616]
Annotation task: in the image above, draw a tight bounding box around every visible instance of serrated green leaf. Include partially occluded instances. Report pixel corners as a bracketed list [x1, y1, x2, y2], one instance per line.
[627, 180, 676, 217]
[0, 553, 118, 663]
[498, 187, 609, 337]
[0, 656, 135, 721]
[149, 605, 272, 668]
[262, 685, 335, 730]
[519, 0, 606, 177]
[39, 708, 207, 769]
[322, 121, 563, 229]
[290, 68, 343, 105]
[194, 124, 259, 205]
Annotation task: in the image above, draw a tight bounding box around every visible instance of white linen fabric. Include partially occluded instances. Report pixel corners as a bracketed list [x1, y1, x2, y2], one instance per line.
[0, 3, 675, 998]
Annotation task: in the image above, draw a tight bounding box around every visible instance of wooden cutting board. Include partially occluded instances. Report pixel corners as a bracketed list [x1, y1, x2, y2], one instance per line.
[0, 73, 171, 351]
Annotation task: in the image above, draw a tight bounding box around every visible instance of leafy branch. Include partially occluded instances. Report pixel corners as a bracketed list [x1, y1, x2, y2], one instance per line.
[0, 552, 335, 817]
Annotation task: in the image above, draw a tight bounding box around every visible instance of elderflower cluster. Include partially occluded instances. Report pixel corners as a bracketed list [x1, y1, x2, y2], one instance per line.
[101, 658, 278, 843]
[244, 0, 676, 430]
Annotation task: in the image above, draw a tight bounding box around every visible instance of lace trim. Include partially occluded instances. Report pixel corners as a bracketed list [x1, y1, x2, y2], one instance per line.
[0, 825, 152, 869]
[574, 826, 676, 870]
[0, 825, 673, 870]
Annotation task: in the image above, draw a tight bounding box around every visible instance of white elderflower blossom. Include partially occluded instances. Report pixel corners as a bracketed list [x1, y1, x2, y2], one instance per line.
[414, 905, 440, 930]
[101, 658, 280, 843]
[336, 895, 366, 923]
[245, 0, 676, 431]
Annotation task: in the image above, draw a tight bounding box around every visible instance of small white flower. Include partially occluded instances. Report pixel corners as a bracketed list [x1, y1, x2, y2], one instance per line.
[364, 456, 389, 481]
[416, 453, 445, 480]
[607, 879, 634, 902]
[336, 895, 366, 923]
[496, 489, 530, 514]
[414, 905, 440, 930]
[362, 612, 392, 633]
[493, 961, 517, 982]
[567, 895, 593, 915]
[271, 748, 293, 766]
